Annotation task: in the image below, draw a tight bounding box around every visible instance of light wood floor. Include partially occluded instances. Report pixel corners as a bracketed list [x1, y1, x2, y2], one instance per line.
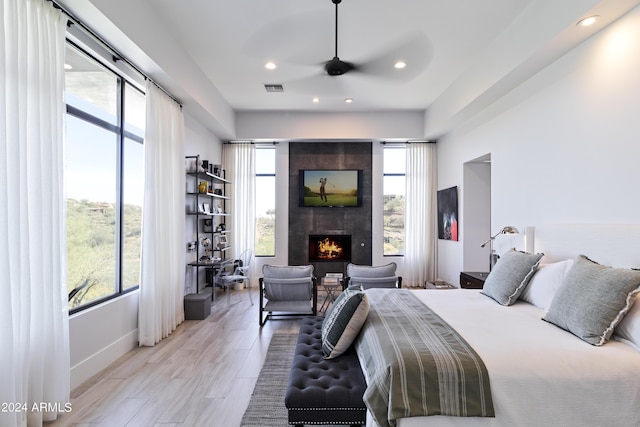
[46, 287, 315, 427]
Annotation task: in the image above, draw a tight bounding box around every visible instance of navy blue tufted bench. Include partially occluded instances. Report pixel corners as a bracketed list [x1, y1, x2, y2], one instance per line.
[285, 316, 367, 426]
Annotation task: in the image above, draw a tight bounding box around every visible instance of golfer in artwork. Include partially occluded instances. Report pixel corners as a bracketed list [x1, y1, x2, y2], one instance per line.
[319, 177, 328, 202]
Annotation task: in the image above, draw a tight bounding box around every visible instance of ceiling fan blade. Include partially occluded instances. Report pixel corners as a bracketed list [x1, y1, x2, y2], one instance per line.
[284, 72, 347, 96]
[356, 32, 432, 82]
[242, 10, 333, 66]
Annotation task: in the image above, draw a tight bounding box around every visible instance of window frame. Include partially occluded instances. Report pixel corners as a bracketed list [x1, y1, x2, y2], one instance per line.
[383, 145, 406, 257]
[66, 40, 144, 314]
[254, 145, 276, 257]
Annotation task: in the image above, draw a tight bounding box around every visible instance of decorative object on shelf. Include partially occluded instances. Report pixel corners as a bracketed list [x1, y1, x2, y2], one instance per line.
[216, 234, 228, 249]
[217, 223, 226, 232]
[199, 202, 210, 214]
[198, 181, 208, 193]
[200, 236, 213, 261]
[213, 164, 221, 176]
[203, 218, 213, 232]
[213, 188, 223, 195]
[202, 159, 209, 171]
[216, 204, 224, 214]
[480, 226, 520, 270]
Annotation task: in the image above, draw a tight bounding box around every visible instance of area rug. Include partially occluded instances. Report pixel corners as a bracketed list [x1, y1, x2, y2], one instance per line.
[241, 331, 365, 427]
[240, 333, 298, 426]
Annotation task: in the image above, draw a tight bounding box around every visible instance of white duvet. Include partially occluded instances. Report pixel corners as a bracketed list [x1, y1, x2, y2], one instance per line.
[366, 289, 640, 427]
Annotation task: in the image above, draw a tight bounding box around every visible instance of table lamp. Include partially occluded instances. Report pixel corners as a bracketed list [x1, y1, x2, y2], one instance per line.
[481, 226, 519, 270]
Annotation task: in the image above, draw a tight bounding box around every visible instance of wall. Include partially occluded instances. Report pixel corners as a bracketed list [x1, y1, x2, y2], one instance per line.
[435, 6, 640, 286]
[69, 112, 221, 390]
[184, 115, 224, 293]
[236, 111, 424, 140]
[462, 159, 491, 271]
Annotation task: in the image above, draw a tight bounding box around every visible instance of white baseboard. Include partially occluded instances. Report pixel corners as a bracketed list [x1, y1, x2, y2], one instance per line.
[70, 329, 138, 390]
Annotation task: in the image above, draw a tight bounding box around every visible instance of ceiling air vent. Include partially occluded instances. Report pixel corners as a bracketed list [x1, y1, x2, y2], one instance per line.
[264, 84, 284, 93]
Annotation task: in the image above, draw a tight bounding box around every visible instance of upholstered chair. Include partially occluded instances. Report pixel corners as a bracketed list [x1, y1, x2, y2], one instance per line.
[259, 264, 317, 326]
[345, 262, 402, 289]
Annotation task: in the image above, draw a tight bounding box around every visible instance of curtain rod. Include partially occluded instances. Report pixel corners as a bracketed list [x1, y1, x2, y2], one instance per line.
[48, 0, 182, 107]
[225, 141, 279, 145]
[381, 140, 437, 144]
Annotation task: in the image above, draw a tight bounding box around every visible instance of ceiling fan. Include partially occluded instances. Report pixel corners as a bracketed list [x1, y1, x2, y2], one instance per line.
[324, 0, 355, 76]
[321, 0, 430, 80]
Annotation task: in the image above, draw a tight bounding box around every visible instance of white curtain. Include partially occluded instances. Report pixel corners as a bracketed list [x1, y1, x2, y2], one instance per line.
[222, 143, 255, 280]
[404, 143, 438, 287]
[138, 82, 185, 346]
[1, 0, 70, 425]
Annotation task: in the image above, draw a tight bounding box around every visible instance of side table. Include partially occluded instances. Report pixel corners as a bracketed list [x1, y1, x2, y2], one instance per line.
[319, 277, 343, 313]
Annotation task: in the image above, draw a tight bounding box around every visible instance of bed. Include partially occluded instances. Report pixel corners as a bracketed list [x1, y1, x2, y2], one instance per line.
[348, 224, 640, 427]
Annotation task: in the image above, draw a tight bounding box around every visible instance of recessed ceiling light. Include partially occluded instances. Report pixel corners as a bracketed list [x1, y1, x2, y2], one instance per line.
[394, 61, 406, 69]
[344, 98, 353, 104]
[64, 63, 72, 70]
[312, 97, 320, 103]
[264, 61, 277, 70]
[577, 15, 599, 27]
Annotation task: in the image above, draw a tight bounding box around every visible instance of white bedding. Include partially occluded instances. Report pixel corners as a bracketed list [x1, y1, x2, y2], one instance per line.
[366, 289, 640, 427]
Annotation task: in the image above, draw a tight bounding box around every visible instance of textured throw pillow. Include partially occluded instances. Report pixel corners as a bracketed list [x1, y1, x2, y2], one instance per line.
[321, 287, 369, 359]
[543, 255, 640, 346]
[519, 259, 574, 309]
[481, 249, 544, 305]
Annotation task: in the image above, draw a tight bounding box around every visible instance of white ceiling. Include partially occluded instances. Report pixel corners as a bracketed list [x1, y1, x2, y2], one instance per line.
[148, 0, 533, 112]
[58, 0, 640, 139]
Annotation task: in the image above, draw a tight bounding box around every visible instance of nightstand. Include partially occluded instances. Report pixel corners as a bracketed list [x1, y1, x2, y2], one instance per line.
[459, 271, 489, 289]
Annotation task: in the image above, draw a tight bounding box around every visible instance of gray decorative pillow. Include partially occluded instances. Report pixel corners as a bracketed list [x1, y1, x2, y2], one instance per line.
[543, 255, 640, 346]
[321, 287, 369, 359]
[481, 248, 544, 305]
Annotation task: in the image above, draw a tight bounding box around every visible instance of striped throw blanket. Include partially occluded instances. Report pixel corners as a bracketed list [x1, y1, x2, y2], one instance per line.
[355, 289, 494, 427]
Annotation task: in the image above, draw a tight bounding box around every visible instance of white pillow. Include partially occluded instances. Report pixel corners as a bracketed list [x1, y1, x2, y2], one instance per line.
[614, 295, 640, 351]
[520, 259, 573, 309]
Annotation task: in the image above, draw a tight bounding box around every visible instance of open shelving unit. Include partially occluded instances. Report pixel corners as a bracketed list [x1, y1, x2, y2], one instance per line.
[185, 155, 231, 299]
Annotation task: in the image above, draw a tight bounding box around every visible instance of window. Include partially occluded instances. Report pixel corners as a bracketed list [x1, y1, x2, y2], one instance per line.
[255, 145, 276, 256]
[65, 42, 145, 312]
[383, 145, 406, 256]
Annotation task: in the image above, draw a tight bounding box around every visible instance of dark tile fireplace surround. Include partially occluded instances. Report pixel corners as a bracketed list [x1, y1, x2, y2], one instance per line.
[288, 142, 372, 278]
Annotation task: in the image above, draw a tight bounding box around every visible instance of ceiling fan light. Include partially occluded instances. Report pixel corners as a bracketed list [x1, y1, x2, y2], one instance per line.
[325, 57, 354, 76]
[394, 61, 406, 69]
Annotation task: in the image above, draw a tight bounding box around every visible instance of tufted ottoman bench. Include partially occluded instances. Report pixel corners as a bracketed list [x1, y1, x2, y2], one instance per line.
[285, 316, 367, 426]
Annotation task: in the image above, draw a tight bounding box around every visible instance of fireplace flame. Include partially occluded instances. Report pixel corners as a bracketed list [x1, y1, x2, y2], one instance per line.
[317, 238, 343, 259]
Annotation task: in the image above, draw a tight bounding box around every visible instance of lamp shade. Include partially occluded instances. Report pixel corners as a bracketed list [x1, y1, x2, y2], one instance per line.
[500, 226, 519, 235]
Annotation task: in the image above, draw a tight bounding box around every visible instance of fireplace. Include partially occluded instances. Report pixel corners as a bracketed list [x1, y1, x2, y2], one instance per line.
[309, 235, 352, 262]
